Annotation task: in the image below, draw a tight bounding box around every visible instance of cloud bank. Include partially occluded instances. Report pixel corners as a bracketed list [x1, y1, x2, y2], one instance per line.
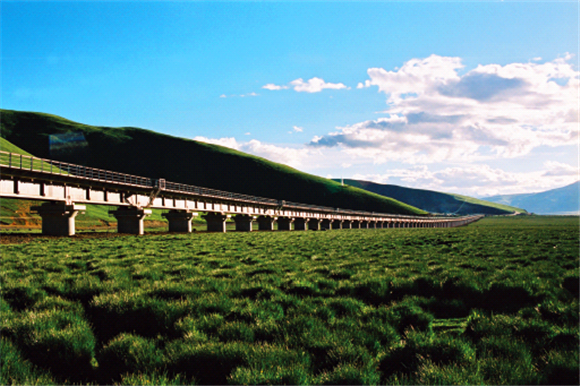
[205, 55, 579, 196]
[313, 54, 578, 163]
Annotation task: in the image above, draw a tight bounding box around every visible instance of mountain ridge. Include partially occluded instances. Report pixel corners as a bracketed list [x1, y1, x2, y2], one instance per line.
[482, 181, 580, 215]
[333, 179, 526, 215]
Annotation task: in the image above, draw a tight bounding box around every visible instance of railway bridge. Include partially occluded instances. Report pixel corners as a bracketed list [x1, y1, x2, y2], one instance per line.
[0, 151, 483, 236]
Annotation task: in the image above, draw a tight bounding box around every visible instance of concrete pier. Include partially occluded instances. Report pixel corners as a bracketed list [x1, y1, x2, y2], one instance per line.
[31, 202, 86, 236]
[294, 218, 307, 231]
[308, 218, 321, 231]
[234, 214, 254, 232]
[163, 210, 197, 233]
[277, 217, 294, 231]
[257, 215, 276, 231]
[110, 207, 152, 235]
[203, 212, 229, 232]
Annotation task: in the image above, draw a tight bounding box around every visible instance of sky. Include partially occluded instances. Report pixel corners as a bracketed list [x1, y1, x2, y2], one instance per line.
[2, 0, 579, 197]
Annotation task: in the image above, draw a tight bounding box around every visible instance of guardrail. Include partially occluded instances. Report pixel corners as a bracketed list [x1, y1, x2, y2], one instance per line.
[1, 150, 475, 221]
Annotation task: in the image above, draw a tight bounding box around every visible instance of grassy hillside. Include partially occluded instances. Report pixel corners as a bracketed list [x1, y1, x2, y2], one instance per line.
[0, 109, 425, 216]
[483, 181, 579, 215]
[335, 179, 526, 216]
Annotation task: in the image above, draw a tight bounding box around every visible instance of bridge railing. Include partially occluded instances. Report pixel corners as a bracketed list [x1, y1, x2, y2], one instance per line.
[0, 150, 152, 187]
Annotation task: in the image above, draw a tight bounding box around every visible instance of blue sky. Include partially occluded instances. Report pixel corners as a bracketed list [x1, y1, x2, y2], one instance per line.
[2, 0, 578, 197]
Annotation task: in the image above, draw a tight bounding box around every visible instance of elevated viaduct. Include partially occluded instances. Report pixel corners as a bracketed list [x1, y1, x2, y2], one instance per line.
[0, 151, 483, 236]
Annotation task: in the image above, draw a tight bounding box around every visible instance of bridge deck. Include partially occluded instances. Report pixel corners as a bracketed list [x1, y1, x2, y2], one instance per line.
[0, 150, 483, 235]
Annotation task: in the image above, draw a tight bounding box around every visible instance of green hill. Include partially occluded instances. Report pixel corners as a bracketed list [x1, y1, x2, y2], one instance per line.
[334, 179, 526, 215]
[0, 109, 425, 216]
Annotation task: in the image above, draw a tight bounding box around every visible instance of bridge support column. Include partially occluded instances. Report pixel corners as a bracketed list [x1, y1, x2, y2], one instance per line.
[31, 202, 85, 236]
[294, 218, 307, 231]
[308, 218, 321, 231]
[163, 210, 197, 233]
[234, 214, 254, 232]
[257, 215, 276, 231]
[110, 207, 152, 235]
[352, 220, 361, 229]
[331, 220, 342, 229]
[321, 219, 331, 230]
[203, 212, 229, 232]
[277, 217, 294, 231]
[342, 220, 352, 229]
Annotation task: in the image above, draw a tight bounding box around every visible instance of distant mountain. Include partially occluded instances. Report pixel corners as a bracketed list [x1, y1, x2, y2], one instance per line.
[483, 181, 580, 215]
[0, 109, 425, 215]
[333, 179, 526, 215]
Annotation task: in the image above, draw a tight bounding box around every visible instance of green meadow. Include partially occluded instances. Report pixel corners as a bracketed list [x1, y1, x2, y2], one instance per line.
[1, 216, 578, 385]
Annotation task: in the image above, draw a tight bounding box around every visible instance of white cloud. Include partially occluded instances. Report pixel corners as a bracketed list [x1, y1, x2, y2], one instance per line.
[310, 55, 579, 163]
[262, 83, 289, 90]
[352, 161, 579, 197]
[293, 126, 303, 132]
[193, 136, 313, 169]
[289, 77, 349, 93]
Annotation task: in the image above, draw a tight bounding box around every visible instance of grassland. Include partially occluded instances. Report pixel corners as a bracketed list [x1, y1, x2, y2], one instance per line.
[1, 216, 578, 385]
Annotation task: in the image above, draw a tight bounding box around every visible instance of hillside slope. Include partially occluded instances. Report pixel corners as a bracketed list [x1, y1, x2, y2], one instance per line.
[334, 179, 526, 215]
[0, 109, 425, 215]
[483, 181, 580, 215]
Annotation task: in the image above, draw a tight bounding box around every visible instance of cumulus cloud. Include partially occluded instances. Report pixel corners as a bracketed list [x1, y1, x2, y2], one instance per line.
[353, 161, 579, 197]
[262, 83, 289, 90]
[311, 54, 579, 163]
[289, 77, 349, 93]
[263, 77, 349, 93]
[193, 136, 313, 169]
